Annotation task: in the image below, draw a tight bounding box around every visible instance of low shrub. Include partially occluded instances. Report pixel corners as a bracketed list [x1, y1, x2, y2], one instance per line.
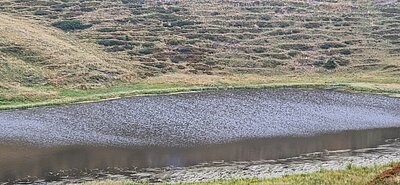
[320, 42, 346, 49]
[323, 58, 337, 70]
[97, 28, 117, 32]
[52, 20, 92, 31]
[34, 10, 49, 16]
[303, 22, 322, 29]
[253, 47, 266, 53]
[288, 50, 302, 57]
[322, 57, 349, 70]
[138, 48, 161, 55]
[142, 43, 155, 48]
[166, 39, 182, 45]
[97, 39, 126, 46]
[171, 55, 187, 63]
[339, 49, 352, 55]
[165, 20, 197, 27]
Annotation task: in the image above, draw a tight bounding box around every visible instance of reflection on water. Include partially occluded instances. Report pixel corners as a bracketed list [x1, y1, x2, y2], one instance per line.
[1, 127, 400, 182]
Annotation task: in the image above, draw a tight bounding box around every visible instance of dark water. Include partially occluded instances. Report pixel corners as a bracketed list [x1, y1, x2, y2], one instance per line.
[2, 127, 400, 182]
[1, 89, 400, 147]
[0, 89, 400, 183]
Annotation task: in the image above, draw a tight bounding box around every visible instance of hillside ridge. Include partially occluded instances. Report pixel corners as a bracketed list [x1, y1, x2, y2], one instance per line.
[0, 0, 399, 108]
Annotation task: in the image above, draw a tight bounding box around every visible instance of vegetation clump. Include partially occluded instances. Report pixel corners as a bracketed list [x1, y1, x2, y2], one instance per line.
[323, 58, 338, 70]
[52, 20, 92, 31]
[320, 42, 347, 50]
[96, 39, 126, 46]
[97, 28, 117, 32]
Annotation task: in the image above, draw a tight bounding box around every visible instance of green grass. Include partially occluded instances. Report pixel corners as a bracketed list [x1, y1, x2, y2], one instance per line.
[80, 163, 399, 185]
[1, 81, 399, 111]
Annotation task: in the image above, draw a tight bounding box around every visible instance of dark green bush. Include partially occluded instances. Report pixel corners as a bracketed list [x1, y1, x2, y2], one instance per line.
[323, 58, 338, 70]
[339, 49, 352, 55]
[79, 7, 95, 12]
[34, 10, 49, 16]
[313, 60, 325, 67]
[97, 39, 126, 46]
[203, 34, 217, 41]
[170, 20, 197, 27]
[52, 20, 92, 31]
[97, 28, 117, 32]
[303, 22, 322, 29]
[138, 48, 161, 55]
[147, 13, 178, 21]
[260, 15, 272, 21]
[380, 8, 400, 14]
[253, 47, 266, 53]
[320, 42, 346, 49]
[167, 39, 181, 45]
[171, 55, 187, 63]
[269, 29, 301, 36]
[288, 50, 302, 57]
[142, 42, 155, 47]
[106, 46, 126, 52]
[177, 47, 192, 53]
[206, 61, 217, 66]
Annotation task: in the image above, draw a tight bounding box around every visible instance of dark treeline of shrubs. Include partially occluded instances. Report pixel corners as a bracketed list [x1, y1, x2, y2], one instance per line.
[319, 42, 346, 50]
[52, 20, 92, 31]
[97, 39, 126, 47]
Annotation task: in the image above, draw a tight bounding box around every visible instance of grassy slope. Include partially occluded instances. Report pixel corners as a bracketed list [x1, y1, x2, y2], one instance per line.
[79, 163, 400, 185]
[0, 0, 399, 109]
[0, 13, 141, 108]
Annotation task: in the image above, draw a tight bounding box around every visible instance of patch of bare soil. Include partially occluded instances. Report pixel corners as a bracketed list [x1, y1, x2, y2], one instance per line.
[369, 163, 400, 185]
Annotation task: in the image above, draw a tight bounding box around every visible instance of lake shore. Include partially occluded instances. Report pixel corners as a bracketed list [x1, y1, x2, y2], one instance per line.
[1, 88, 400, 184]
[47, 139, 400, 184]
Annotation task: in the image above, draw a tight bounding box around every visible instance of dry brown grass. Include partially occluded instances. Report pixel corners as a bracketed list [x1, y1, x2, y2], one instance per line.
[0, 13, 140, 88]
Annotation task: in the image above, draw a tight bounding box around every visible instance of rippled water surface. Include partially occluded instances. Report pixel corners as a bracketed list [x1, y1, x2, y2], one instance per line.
[0, 89, 400, 183]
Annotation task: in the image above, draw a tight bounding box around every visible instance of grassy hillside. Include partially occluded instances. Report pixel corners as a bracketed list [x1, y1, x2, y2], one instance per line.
[0, 14, 142, 104]
[0, 0, 399, 108]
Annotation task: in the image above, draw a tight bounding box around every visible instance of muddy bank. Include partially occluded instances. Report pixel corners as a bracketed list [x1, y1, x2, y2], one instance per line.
[0, 88, 400, 146]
